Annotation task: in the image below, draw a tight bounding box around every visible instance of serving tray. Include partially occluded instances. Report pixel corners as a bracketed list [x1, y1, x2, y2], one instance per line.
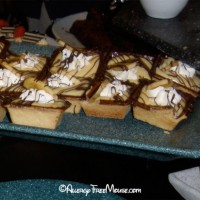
[0, 42, 200, 161]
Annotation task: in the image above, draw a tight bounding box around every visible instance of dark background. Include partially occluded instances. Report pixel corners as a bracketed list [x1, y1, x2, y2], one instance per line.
[0, 136, 199, 200]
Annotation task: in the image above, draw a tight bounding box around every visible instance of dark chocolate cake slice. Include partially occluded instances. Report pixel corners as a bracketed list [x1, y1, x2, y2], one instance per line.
[70, 7, 159, 56]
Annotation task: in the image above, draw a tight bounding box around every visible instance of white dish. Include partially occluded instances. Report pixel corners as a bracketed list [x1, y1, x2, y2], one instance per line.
[140, 0, 189, 19]
[169, 167, 200, 200]
[52, 12, 88, 48]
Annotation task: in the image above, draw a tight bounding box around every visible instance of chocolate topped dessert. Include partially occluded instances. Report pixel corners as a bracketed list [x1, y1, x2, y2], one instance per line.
[5, 76, 70, 129]
[132, 79, 194, 131]
[44, 43, 101, 113]
[0, 33, 196, 132]
[81, 51, 153, 119]
[70, 8, 159, 55]
[153, 56, 200, 97]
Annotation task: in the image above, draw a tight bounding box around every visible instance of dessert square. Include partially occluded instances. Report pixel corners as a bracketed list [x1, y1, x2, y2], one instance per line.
[153, 56, 200, 97]
[46, 43, 100, 114]
[132, 79, 194, 131]
[5, 77, 70, 129]
[81, 52, 153, 119]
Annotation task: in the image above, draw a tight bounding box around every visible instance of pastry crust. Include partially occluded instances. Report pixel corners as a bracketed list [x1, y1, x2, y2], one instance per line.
[81, 52, 153, 119]
[132, 79, 194, 131]
[81, 100, 130, 119]
[5, 76, 70, 129]
[133, 105, 187, 131]
[6, 104, 66, 129]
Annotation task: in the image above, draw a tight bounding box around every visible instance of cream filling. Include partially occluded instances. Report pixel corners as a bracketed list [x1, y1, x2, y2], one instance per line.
[100, 80, 128, 97]
[110, 68, 138, 82]
[47, 73, 75, 88]
[15, 53, 39, 69]
[20, 89, 54, 104]
[170, 61, 195, 78]
[62, 48, 92, 71]
[0, 68, 24, 87]
[146, 86, 182, 107]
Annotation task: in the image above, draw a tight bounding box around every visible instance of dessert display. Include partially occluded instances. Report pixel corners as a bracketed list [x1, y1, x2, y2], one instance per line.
[81, 51, 153, 119]
[45, 43, 101, 114]
[0, 2, 199, 160]
[0, 31, 197, 133]
[132, 79, 194, 131]
[153, 56, 200, 97]
[0, 38, 70, 130]
[5, 77, 70, 129]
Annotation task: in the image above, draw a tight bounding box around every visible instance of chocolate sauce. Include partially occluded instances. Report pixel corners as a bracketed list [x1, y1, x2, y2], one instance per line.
[134, 83, 195, 119]
[153, 56, 200, 95]
[85, 51, 154, 106]
[0, 38, 10, 59]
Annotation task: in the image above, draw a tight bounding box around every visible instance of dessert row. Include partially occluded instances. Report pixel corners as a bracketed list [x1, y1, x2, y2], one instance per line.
[0, 38, 199, 131]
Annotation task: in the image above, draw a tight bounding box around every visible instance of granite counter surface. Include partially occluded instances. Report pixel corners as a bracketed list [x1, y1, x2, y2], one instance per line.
[112, 0, 200, 69]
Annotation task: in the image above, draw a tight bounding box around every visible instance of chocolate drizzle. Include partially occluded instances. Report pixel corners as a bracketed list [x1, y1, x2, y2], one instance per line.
[84, 50, 153, 105]
[0, 38, 10, 59]
[0, 37, 196, 132]
[153, 56, 200, 95]
[38, 45, 104, 100]
[135, 81, 195, 119]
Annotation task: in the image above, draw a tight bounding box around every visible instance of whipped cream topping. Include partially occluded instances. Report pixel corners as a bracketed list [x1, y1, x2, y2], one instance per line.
[170, 61, 195, 78]
[0, 68, 24, 87]
[100, 80, 127, 97]
[62, 48, 92, 71]
[110, 67, 138, 81]
[15, 52, 39, 69]
[20, 89, 54, 104]
[48, 73, 74, 88]
[147, 86, 182, 107]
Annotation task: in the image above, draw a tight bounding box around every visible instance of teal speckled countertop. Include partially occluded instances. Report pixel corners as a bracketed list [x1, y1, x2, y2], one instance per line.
[0, 179, 124, 200]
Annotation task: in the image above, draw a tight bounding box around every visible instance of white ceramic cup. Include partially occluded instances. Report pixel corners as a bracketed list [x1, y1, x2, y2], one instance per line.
[140, 0, 189, 19]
